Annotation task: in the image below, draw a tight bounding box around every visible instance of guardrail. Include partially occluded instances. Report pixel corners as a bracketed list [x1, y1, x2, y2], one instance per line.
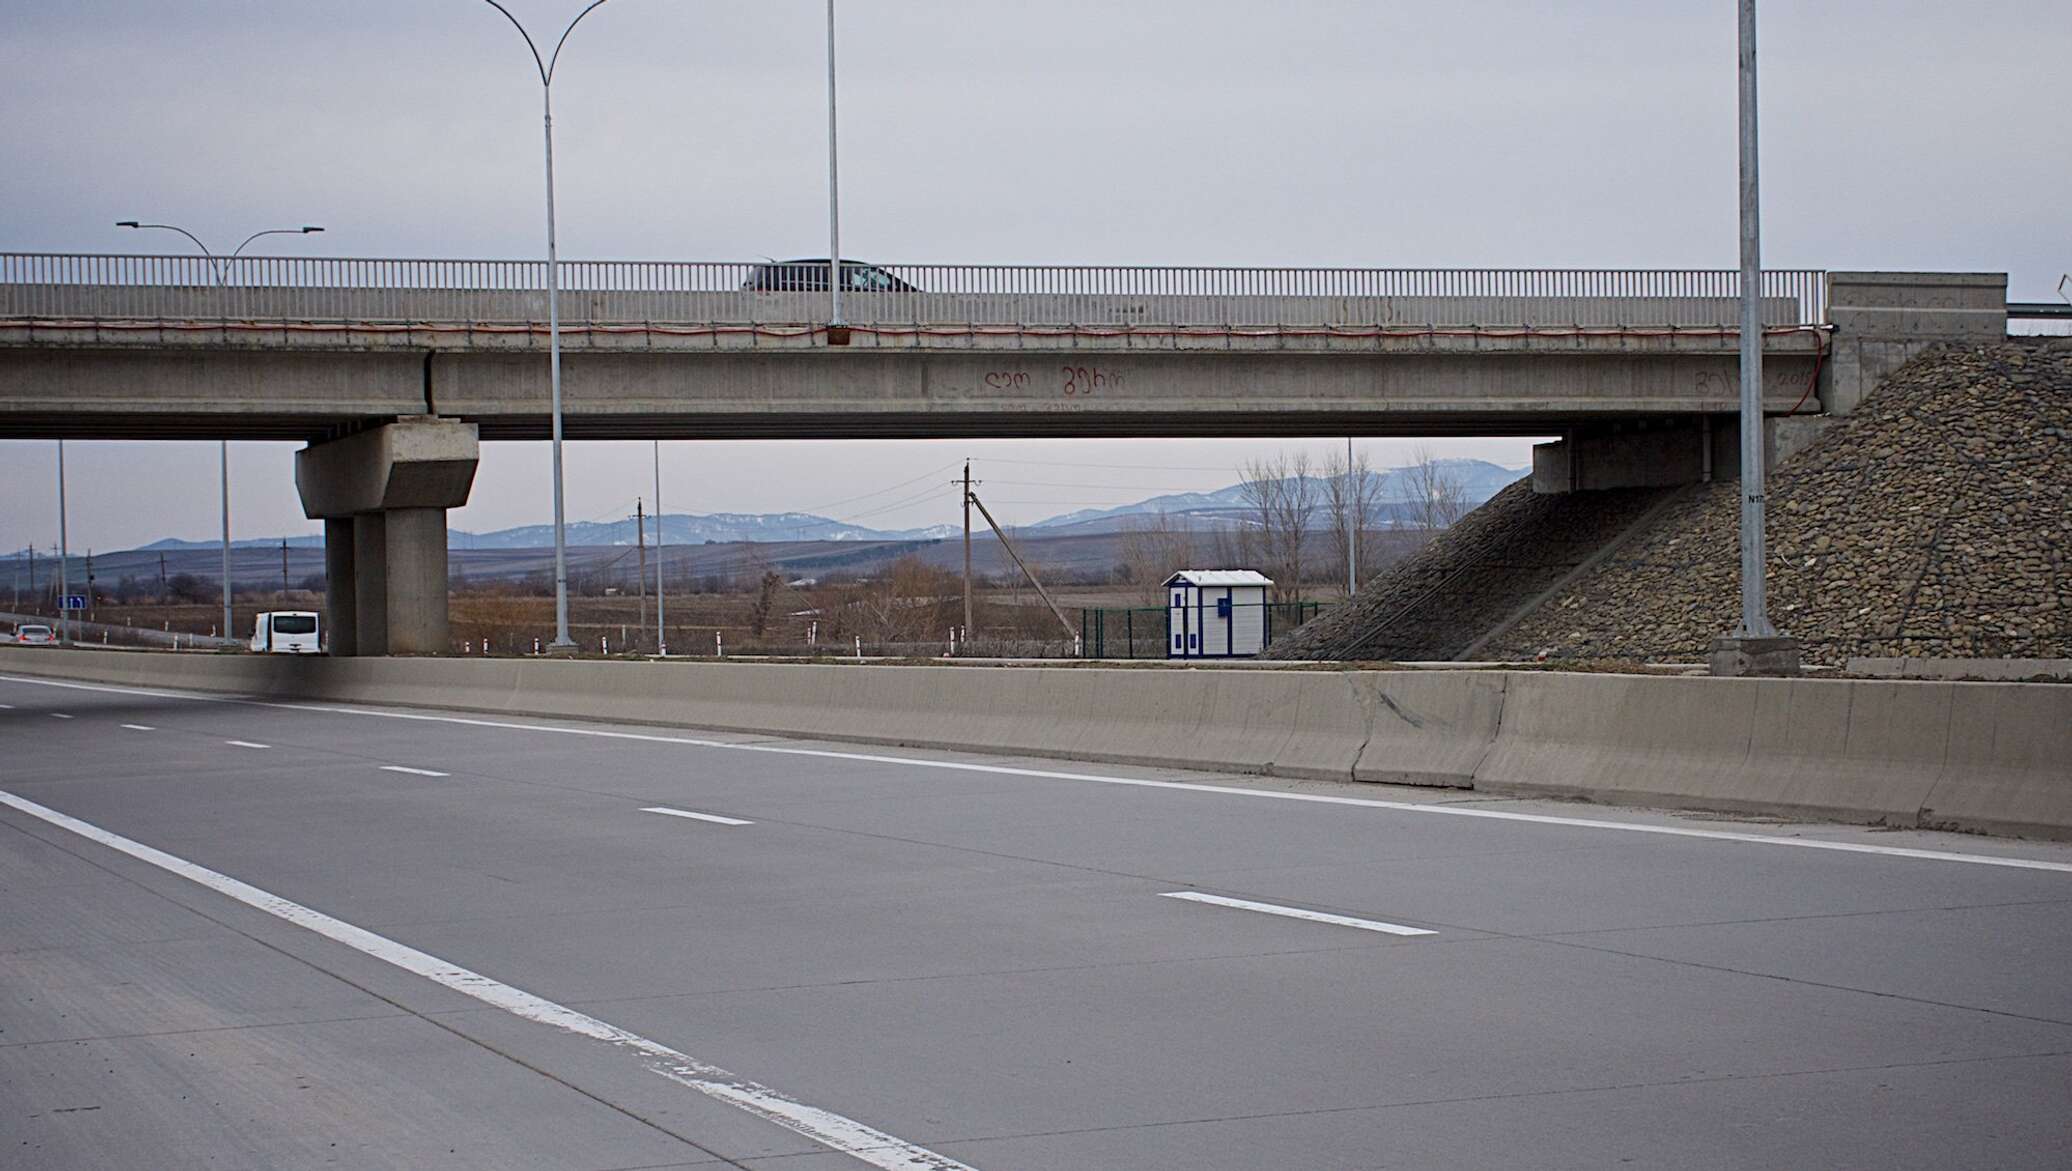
[0, 254, 1829, 329]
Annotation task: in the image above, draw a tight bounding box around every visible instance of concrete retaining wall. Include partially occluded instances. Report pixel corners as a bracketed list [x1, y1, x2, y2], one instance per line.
[3, 648, 2065, 839]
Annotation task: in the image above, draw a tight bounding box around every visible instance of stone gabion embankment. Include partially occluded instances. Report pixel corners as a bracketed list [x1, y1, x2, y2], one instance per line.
[1487, 340, 2072, 665]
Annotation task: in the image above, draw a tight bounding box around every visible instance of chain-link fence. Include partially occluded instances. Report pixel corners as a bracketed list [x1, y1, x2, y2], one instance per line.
[1078, 602, 1326, 659]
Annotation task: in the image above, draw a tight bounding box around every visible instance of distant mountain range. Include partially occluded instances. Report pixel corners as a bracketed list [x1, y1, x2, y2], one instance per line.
[126, 459, 1524, 552]
[1022, 459, 1525, 535]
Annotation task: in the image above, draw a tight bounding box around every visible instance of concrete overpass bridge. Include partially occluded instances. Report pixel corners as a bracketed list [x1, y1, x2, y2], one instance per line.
[0, 255, 2010, 654]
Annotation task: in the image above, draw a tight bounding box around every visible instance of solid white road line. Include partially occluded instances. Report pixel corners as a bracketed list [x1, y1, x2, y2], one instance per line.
[224, 740, 270, 749]
[379, 765, 450, 778]
[1161, 891, 1437, 937]
[642, 806, 754, 827]
[8, 673, 2072, 876]
[120, 724, 155, 732]
[0, 789, 975, 1171]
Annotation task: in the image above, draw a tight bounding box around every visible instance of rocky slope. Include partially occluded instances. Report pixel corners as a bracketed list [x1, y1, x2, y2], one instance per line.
[1487, 340, 2071, 664]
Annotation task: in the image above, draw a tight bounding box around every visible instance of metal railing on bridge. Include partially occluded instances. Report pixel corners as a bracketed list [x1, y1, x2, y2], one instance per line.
[0, 253, 1829, 330]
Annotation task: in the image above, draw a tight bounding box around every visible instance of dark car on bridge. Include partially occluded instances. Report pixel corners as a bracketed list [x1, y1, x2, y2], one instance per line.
[742, 259, 918, 294]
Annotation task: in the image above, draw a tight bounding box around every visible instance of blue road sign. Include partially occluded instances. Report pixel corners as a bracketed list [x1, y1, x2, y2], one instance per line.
[60, 595, 87, 610]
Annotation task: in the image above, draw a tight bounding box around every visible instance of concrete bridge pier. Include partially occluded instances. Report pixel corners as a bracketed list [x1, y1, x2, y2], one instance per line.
[295, 418, 478, 656]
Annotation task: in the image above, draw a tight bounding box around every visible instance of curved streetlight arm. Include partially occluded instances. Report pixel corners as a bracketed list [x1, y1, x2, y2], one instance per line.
[548, 1, 614, 85]
[480, 0, 550, 84]
[481, 0, 612, 87]
[116, 221, 214, 259]
[230, 226, 323, 258]
[118, 221, 222, 283]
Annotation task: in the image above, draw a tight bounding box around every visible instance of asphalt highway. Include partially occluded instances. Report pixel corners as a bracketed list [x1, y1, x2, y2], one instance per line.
[3, 671, 2069, 1170]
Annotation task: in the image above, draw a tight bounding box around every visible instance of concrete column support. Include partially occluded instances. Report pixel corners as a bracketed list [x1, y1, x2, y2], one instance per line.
[297, 418, 477, 657]
[353, 512, 389, 657]
[323, 517, 358, 657]
[384, 508, 450, 655]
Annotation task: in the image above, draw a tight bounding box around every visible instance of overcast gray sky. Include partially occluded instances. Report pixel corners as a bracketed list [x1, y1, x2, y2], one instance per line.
[4, 0, 2066, 551]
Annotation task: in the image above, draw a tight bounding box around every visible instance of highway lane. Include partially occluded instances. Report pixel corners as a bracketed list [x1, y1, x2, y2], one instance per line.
[3, 673, 2070, 1169]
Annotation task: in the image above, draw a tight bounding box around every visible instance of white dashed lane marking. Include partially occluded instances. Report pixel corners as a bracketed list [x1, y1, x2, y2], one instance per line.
[1162, 891, 1437, 937]
[642, 806, 754, 827]
[379, 765, 449, 778]
[0, 790, 976, 1171]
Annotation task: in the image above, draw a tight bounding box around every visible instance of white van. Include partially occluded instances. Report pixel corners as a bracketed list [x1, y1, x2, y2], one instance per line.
[251, 611, 321, 654]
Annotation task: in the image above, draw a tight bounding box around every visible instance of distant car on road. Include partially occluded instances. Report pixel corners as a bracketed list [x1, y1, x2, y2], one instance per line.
[742, 259, 918, 294]
[14, 623, 56, 645]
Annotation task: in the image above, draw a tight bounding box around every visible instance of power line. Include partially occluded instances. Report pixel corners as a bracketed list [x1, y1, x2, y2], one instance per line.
[985, 456, 1243, 474]
[796, 461, 961, 515]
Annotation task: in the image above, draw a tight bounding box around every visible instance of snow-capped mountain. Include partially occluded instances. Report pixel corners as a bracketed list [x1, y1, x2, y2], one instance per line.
[122, 461, 1520, 553]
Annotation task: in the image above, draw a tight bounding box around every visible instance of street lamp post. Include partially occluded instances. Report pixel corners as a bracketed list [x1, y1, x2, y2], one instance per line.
[653, 440, 666, 656]
[56, 440, 69, 646]
[1712, 0, 1797, 676]
[116, 220, 324, 644]
[826, 0, 843, 330]
[483, 0, 616, 652]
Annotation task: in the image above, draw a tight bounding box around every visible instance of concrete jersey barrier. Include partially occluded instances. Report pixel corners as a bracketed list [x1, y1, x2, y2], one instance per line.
[1, 647, 2065, 840]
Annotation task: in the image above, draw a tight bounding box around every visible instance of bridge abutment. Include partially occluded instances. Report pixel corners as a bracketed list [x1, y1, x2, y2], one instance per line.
[295, 418, 478, 656]
[1532, 415, 1835, 494]
[1825, 272, 2007, 416]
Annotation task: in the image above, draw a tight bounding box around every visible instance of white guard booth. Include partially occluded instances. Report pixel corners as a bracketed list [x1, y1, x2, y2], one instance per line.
[1164, 570, 1273, 659]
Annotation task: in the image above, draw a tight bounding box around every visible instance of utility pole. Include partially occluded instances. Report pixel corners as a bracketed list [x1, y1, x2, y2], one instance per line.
[1346, 437, 1357, 597]
[158, 550, 167, 600]
[280, 537, 290, 604]
[961, 460, 974, 644]
[634, 498, 648, 652]
[85, 549, 94, 623]
[965, 488, 1079, 643]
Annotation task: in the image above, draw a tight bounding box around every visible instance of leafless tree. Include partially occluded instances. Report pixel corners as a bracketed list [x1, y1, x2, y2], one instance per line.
[1238, 452, 1318, 601]
[1117, 511, 1200, 603]
[1323, 445, 1383, 595]
[1404, 444, 1471, 532]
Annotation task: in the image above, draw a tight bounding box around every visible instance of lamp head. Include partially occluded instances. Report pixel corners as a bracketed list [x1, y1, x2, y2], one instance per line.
[116, 220, 140, 228]
[300, 226, 324, 234]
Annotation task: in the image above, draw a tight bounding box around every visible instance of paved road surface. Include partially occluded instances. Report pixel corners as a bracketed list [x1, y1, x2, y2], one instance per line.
[3, 672, 2069, 1169]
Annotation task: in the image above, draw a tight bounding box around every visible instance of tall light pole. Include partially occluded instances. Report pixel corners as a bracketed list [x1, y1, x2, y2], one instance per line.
[653, 440, 667, 656]
[483, 1, 615, 651]
[1716, 0, 1794, 675]
[55, 440, 69, 646]
[825, 0, 844, 329]
[117, 220, 324, 644]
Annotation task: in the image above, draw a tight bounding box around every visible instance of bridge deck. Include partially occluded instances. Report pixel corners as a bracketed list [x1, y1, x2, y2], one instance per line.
[0, 258, 1831, 441]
